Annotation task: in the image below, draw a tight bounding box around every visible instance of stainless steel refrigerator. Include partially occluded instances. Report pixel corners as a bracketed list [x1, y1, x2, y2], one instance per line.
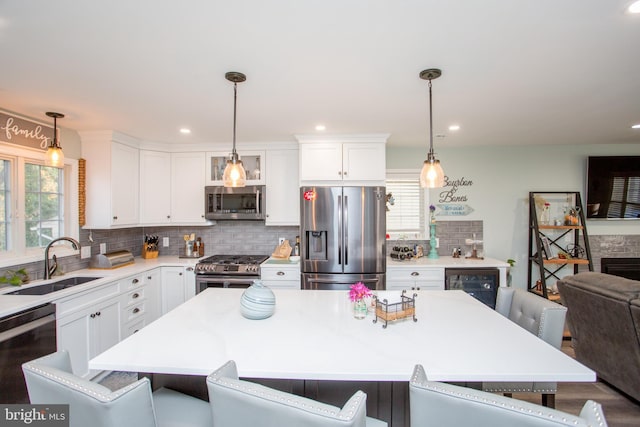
[300, 186, 386, 290]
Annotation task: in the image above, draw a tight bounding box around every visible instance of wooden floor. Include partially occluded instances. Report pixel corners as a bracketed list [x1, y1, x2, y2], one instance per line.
[512, 340, 640, 427]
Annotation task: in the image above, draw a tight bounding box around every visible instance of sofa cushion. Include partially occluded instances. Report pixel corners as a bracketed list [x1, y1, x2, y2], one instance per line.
[559, 272, 640, 301]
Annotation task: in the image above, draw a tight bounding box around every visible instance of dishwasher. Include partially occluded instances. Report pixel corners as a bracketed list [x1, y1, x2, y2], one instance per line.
[0, 303, 57, 403]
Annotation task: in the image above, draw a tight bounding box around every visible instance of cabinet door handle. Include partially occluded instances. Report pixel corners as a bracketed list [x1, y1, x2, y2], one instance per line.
[147, 276, 152, 280]
[343, 170, 348, 176]
[338, 171, 342, 176]
[277, 271, 285, 276]
[132, 278, 139, 284]
[133, 308, 140, 314]
[411, 272, 420, 276]
[132, 293, 140, 299]
[186, 267, 194, 272]
[113, 216, 118, 220]
[96, 311, 101, 316]
[167, 215, 171, 219]
[90, 313, 96, 318]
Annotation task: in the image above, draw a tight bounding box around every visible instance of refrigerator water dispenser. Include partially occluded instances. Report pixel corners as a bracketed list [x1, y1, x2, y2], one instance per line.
[307, 231, 327, 261]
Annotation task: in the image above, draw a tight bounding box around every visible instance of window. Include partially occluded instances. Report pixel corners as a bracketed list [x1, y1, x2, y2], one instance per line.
[607, 175, 640, 218]
[0, 159, 11, 251]
[25, 163, 65, 247]
[0, 145, 78, 266]
[386, 170, 429, 238]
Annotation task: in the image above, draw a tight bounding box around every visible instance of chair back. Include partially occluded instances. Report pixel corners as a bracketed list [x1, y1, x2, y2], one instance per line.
[497, 287, 567, 349]
[206, 360, 369, 427]
[410, 365, 607, 427]
[22, 351, 157, 427]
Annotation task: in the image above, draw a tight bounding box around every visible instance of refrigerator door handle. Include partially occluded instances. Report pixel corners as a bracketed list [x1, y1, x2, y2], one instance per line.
[337, 195, 342, 265]
[344, 195, 348, 265]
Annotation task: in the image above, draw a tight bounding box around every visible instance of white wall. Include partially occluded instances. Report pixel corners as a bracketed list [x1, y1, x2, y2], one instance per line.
[387, 143, 640, 287]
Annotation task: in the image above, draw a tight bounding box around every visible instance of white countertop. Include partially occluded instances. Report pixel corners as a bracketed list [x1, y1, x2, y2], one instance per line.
[89, 288, 594, 383]
[0, 256, 199, 318]
[387, 255, 509, 268]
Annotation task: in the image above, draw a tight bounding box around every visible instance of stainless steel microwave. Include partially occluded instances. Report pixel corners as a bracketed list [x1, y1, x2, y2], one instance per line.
[204, 185, 266, 220]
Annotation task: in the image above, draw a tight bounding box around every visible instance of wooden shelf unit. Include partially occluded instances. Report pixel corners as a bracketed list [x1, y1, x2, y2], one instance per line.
[527, 191, 594, 299]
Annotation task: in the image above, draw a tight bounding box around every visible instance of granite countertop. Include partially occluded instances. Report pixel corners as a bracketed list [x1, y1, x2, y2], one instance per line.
[0, 256, 200, 318]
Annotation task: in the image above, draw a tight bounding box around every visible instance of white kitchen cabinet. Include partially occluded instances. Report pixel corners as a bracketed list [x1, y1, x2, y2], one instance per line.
[161, 266, 196, 315]
[260, 259, 300, 289]
[57, 295, 121, 379]
[120, 274, 147, 338]
[170, 152, 208, 224]
[139, 151, 208, 225]
[80, 131, 140, 228]
[265, 148, 299, 226]
[205, 150, 265, 186]
[386, 265, 444, 291]
[140, 150, 172, 224]
[144, 268, 162, 323]
[297, 135, 388, 185]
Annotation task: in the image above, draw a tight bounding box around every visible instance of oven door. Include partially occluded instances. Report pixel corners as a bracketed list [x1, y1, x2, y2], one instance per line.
[196, 275, 257, 293]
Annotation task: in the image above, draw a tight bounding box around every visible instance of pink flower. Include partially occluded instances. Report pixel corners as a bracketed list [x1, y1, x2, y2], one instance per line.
[349, 282, 372, 302]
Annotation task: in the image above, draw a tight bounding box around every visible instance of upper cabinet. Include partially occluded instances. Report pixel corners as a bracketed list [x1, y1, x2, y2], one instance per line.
[140, 151, 209, 225]
[80, 131, 140, 229]
[205, 150, 265, 186]
[296, 134, 388, 186]
[265, 147, 299, 226]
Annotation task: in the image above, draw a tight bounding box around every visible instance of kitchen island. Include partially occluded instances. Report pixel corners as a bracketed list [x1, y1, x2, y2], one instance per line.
[90, 288, 593, 426]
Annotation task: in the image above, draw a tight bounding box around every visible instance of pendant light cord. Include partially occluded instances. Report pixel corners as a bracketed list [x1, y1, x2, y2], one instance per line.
[232, 81, 238, 156]
[428, 78, 434, 158]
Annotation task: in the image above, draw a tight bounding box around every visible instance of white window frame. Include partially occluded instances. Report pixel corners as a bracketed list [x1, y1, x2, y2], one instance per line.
[385, 169, 430, 240]
[0, 143, 78, 268]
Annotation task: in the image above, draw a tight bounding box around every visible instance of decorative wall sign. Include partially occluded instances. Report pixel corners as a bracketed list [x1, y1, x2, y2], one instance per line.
[435, 176, 474, 217]
[436, 204, 474, 216]
[0, 109, 53, 151]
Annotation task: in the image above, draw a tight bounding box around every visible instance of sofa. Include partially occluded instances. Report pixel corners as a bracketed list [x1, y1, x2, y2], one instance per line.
[557, 272, 640, 402]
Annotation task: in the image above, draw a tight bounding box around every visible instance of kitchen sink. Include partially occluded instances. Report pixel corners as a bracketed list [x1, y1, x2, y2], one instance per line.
[5, 276, 103, 296]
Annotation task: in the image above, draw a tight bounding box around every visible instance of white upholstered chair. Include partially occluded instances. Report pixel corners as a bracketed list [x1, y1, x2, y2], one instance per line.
[206, 360, 387, 427]
[483, 287, 567, 407]
[22, 351, 212, 427]
[411, 364, 607, 427]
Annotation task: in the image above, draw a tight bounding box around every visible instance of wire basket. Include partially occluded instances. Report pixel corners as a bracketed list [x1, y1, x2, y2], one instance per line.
[373, 290, 418, 328]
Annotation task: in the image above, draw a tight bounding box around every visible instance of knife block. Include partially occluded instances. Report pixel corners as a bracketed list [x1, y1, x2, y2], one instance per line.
[142, 245, 158, 259]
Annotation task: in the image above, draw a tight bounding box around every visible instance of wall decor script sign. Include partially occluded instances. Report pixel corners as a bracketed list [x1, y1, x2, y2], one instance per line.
[436, 176, 474, 216]
[0, 110, 54, 151]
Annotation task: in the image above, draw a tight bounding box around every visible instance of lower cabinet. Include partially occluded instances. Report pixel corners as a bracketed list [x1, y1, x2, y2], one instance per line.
[161, 266, 196, 315]
[57, 295, 121, 378]
[386, 266, 444, 291]
[56, 265, 195, 379]
[260, 262, 300, 289]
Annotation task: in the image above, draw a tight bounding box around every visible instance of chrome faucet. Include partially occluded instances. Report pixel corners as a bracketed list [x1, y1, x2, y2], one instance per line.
[44, 237, 80, 280]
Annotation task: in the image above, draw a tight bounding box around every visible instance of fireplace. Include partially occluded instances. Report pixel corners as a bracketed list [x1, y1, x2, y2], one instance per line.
[601, 258, 640, 281]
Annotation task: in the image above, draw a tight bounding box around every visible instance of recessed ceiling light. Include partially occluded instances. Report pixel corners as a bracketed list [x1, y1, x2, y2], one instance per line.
[632, 124, 640, 129]
[448, 125, 460, 131]
[179, 128, 191, 134]
[315, 125, 326, 131]
[629, 1, 640, 14]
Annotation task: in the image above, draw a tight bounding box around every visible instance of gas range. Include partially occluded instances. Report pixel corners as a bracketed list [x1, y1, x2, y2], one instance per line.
[195, 254, 269, 276]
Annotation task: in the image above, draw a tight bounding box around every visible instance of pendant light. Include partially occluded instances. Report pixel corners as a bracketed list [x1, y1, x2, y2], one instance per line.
[223, 71, 247, 187]
[419, 69, 445, 188]
[45, 112, 65, 168]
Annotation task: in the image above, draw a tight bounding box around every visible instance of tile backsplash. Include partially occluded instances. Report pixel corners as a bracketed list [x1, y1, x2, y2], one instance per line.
[3, 219, 640, 284]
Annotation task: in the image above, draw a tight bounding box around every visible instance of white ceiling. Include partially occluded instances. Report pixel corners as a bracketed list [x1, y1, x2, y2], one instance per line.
[1, 1, 639, 148]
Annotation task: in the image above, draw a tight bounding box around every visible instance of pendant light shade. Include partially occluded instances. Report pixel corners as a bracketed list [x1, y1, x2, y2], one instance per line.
[45, 112, 65, 168]
[223, 71, 247, 187]
[418, 69, 445, 188]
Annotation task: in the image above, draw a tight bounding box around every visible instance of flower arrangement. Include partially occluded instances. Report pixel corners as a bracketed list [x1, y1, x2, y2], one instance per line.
[349, 281, 371, 302]
[429, 204, 436, 223]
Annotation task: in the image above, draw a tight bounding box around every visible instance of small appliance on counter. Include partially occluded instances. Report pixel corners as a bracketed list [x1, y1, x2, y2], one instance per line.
[89, 250, 135, 269]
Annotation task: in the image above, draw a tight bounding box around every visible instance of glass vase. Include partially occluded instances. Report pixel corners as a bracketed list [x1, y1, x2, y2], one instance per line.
[353, 299, 367, 319]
